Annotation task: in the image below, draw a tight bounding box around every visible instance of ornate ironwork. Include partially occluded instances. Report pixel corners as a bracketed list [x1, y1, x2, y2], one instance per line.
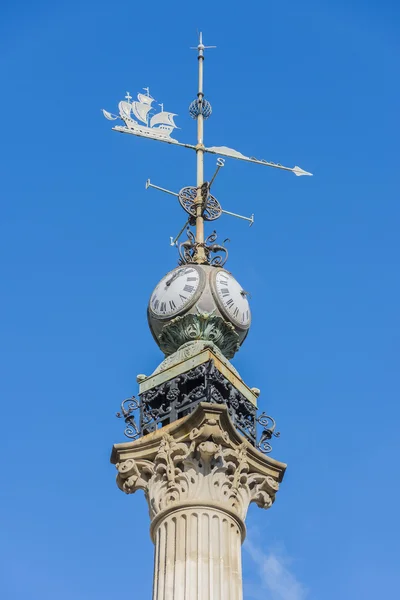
[158, 312, 240, 358]
[116, 364, 281, 455]
[178, 185, 222, 221]
[178, 228, 228, 266]
[116, 397, 141, 440]
[189, 98, 212, 119]
[256, 413, 280, 454]
[140, 360, 258, 444]
[116, 360, 256, 445]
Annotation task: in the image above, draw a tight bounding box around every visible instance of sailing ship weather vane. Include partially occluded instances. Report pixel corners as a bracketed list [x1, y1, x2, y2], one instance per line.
[102, 32, 313, 265]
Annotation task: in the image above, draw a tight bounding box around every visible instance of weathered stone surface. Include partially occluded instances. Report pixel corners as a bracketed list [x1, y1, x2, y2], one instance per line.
[149, 340, 241, 379]
[152, 507, 243, 600]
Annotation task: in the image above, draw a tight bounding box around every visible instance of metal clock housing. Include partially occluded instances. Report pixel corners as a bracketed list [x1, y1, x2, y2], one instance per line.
[148, 265, 251, 354]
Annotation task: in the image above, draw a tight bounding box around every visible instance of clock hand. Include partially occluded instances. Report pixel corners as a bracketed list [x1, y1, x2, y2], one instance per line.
[165, 275, 176, 287]
[165, 268, 184, 287]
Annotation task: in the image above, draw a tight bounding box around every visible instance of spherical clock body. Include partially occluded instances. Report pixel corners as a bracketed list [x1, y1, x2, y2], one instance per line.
[148, 264, 251, 354]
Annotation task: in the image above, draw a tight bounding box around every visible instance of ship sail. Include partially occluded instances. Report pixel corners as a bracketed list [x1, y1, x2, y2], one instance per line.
[150, 111, 178, 129]
[131, 101, 152, 125]
[119, 101, 132, 121]
[137, 93, 154, 106]
[102, 109, 118, 120]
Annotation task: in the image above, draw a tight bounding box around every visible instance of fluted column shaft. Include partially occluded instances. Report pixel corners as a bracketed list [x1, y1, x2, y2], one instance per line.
[112, 404, 286, 600]
[152, 507, 242, 600]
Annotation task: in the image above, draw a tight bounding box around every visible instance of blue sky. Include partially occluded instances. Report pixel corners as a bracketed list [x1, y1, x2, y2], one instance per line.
[1, 1, 399, 598]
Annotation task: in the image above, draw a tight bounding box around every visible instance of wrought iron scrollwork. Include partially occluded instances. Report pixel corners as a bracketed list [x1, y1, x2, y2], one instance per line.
[178, 185, 222, 222]
[178, 228, 228, 266]
[256, 413, 280, 454]
[116, 364, 280, 453]
[116, 397, 141, 440]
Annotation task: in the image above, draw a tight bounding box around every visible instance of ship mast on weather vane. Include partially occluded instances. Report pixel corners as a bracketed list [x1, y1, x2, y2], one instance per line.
[102, 32, 312, 264]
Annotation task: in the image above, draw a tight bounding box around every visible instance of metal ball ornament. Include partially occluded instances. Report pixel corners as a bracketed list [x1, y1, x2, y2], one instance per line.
[189, 99, 212, 120]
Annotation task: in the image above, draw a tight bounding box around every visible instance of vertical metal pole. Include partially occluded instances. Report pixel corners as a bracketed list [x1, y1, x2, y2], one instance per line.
[194, 34, 206, 263]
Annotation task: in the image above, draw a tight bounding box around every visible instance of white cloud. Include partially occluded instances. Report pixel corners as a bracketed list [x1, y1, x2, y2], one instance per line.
[244, 538, 308, 600]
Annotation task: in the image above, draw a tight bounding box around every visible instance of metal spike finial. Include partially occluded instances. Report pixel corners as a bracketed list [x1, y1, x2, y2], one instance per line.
[188, 31, 216, 263]
[190, 31, 217, 52]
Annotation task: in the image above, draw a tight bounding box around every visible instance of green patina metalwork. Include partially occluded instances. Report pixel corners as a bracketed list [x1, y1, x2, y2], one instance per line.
[158, 312, 240, 359]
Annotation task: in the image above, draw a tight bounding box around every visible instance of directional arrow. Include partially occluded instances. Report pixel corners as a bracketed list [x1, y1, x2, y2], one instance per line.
[202, 145, 313, 176]
[112, 127, 312, 177]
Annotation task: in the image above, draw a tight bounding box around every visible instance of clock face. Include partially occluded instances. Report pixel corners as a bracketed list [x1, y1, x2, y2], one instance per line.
[149, 266, 202, 318]
[213, 269, 251, 329]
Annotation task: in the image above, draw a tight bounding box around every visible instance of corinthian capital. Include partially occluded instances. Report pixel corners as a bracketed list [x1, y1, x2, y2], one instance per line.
[112, 403, 286, 530]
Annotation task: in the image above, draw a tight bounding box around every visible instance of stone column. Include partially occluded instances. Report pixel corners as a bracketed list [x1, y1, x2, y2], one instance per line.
[152, 505, 243, 600]
[111, 403, 286, 600]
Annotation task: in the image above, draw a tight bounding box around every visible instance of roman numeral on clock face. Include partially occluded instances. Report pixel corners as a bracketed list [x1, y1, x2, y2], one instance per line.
[215, 270, 250, 326]
[151, 267, 201, 317]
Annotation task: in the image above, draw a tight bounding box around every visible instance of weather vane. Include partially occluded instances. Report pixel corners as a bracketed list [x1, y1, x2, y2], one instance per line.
[102, 32, 312, 264]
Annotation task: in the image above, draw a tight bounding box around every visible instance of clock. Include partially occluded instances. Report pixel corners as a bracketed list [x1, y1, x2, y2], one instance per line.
[148, 265, 204, 319]
[211, 269, 251, 330]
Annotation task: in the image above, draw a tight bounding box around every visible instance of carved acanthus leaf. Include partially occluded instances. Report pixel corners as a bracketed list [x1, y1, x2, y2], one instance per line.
[116, 429, 279, 521]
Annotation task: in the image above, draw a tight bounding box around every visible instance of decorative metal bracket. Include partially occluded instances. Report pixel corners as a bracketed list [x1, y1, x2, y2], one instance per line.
[256, 413, 281, 454]
[178, 228, 228, 266]
[116, 397, 141, 440]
